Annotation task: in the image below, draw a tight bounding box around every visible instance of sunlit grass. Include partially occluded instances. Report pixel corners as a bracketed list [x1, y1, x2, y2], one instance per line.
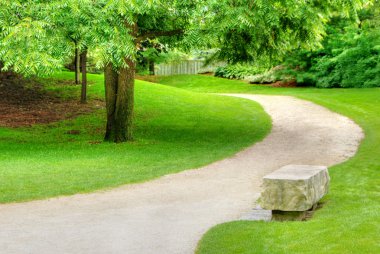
[155, 75, 379, 254]
[0, 72, 271, 203]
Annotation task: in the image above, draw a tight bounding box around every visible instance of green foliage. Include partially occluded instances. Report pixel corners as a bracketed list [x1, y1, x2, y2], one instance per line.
[87, 0, 198, 69]
[135, 39, 188, 74]
[279, 2, 380, 88]
[214, 64, 267, 80]
[0, 0, 69, 76]
[192, 0, 368, 65]
[247, 67, 285, 84]
[0, 0, 197, 75]
[313, 33, 380, 88]
[0, 0, 370, 77]
[0, 0, 106, 76]
[295, 72, 318, 86]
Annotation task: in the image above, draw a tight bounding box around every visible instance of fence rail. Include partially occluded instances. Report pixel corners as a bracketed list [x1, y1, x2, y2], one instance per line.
[155, 60, 222, 76]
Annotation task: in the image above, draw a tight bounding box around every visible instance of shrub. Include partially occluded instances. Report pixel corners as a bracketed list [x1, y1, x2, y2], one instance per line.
[215, 64, 267, 80]
[270, 5, 380, 88]
[295, 72, 317, 87]
[311, 33, 380, 88]
[247, 68, 281, 84]
[276, 9, 380, 88]
[247, 66, 299, 85]
[217, 4, 380, 88]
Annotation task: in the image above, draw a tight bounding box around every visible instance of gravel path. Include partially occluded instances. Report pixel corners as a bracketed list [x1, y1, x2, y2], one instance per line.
[0, 95, 363, 254]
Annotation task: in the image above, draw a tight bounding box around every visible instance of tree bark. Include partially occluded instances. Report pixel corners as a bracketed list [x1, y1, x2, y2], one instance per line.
[80, 49, 87, 104]
[104, 60, 135, 143]
[115, 59, 135, 142]
[0, 61, 3, 80]
[104, 21, 138, 143]
[75, 44, 80, 84]
[0, 61, 14, 79]
[104, 63, 118, 141]
[148, 60, 155, 75]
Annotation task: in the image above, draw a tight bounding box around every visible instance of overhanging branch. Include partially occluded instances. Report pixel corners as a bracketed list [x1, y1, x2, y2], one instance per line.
[136, 29, 184, 43]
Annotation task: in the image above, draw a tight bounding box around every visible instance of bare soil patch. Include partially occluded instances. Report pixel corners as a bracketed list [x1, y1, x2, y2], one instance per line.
[0, 75, 103, 128]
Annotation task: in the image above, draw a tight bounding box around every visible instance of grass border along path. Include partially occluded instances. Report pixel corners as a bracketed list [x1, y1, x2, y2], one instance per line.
[154, 75, 380, 254]
[0, 72, 271, 203]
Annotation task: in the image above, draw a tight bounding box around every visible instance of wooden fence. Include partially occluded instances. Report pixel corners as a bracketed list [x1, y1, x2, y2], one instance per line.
[155, 60, 222, 76]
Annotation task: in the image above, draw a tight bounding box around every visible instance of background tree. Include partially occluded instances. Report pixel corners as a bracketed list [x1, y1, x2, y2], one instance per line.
[136, 39, 168, 75]
[0, 0, 98, 103]
[97, 0, 195, 142]
[0, 0, 69, 76]
[267, 0, 380, 88]
[50, 0, 99, 103]
[0, 0, 371, 143]
[190, 0, 369, 65]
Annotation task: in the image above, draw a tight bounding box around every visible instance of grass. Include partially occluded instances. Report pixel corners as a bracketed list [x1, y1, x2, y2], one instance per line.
[154, 75, 380, 254]
[0, 72, 271, 203]
[155, 74, 276, 93]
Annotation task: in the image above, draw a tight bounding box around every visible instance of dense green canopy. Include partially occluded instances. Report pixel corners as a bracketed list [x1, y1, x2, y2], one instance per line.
[0, 0, 372, 142]
[194, 0, 370, 64]
[0, 0, 371, 75]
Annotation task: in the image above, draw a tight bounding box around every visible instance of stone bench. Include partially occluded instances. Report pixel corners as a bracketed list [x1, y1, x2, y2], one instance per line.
[260, 165, 330, 220]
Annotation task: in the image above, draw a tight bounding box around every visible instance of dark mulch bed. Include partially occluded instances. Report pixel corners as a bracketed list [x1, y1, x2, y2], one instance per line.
[0, 73, 103, 128]
[270, 80, 297, 87]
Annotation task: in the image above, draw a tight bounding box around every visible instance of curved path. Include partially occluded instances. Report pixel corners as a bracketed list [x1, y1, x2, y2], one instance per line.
[0, 95, 363, 254]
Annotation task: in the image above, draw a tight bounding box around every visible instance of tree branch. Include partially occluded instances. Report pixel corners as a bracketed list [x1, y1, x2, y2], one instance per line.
[136, 29, 184, 42]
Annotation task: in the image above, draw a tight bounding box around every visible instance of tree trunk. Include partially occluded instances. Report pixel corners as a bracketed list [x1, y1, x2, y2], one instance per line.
[104, 60, 135, 142]
[104, 21, 137, 143]
[148, 60, 155, 75]
[0, 61, 14, 79]
[115, 59, 135, 142]
[0, 61, 3, 80]
[80, 49, 87, 104]
[104, 63, 118, 141]
[75, 45, 80, 84]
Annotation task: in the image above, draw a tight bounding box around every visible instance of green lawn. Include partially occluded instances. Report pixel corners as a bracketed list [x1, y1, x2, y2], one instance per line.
[0, 72, 271, 203]
[155, 75, 380, 254]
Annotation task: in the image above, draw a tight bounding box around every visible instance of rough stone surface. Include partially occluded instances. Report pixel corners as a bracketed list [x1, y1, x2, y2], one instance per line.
[239, 205, 272, 221]
[260, 165, 330, 211]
